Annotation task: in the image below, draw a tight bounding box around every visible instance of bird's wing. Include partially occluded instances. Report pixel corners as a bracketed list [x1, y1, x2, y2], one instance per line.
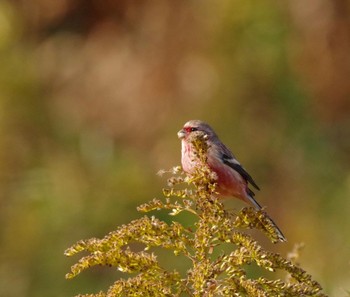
[221, 153, 260, 191]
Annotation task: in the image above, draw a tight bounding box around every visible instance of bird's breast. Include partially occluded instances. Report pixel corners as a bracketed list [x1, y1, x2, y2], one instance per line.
[181, 141, 198, 173]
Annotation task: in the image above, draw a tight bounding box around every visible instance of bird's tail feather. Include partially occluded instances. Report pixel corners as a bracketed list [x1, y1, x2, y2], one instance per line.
[246, 194, 286, 242]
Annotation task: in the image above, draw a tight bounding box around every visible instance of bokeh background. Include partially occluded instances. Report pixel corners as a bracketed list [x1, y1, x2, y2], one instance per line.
[0, 1, 349, 296]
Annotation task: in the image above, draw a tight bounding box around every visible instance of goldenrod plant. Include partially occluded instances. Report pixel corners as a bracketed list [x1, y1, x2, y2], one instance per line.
[65, 132, 328, 296]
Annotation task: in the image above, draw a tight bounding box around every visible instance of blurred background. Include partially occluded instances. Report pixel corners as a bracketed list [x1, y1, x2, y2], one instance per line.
[0, 0, 349, 296]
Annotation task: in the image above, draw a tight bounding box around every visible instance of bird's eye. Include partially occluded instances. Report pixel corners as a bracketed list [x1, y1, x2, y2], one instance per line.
[184, 127, 198, 133]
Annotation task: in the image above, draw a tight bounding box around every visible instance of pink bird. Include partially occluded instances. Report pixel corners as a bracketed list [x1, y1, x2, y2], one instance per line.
[178, 120, 286, 242]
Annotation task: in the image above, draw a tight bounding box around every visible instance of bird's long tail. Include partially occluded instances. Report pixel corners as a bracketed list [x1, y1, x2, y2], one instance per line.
[246, 194, 286, 242]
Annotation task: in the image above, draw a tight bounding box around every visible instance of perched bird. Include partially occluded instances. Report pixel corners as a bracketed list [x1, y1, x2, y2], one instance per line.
[177, 120, 286, 242]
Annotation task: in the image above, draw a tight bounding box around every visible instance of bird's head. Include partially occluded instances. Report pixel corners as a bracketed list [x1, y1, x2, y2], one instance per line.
[177, 120, 217, 141]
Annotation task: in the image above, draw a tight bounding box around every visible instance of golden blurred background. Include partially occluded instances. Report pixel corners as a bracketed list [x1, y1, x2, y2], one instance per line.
[0, 1, 349, 296]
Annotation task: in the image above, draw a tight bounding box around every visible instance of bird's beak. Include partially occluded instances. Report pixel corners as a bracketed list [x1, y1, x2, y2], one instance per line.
[177, 129, 186, 139]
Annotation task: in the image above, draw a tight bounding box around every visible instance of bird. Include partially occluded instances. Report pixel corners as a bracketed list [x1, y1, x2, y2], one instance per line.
[177, 119, 286, 242]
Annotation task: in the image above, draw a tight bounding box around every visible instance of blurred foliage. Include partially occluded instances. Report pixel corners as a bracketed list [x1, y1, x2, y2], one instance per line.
[0, 0, 349, 296]
[65, 134, 327, 296]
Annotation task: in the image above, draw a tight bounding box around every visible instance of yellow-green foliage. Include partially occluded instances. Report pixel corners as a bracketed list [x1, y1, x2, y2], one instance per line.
[65, 132, 328, 296]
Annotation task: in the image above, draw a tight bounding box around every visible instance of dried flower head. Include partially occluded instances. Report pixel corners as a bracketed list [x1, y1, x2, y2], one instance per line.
[65, 134, 328, 296]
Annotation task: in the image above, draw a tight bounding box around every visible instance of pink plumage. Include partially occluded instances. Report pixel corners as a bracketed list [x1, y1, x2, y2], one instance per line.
[178, 120, 286, 242]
